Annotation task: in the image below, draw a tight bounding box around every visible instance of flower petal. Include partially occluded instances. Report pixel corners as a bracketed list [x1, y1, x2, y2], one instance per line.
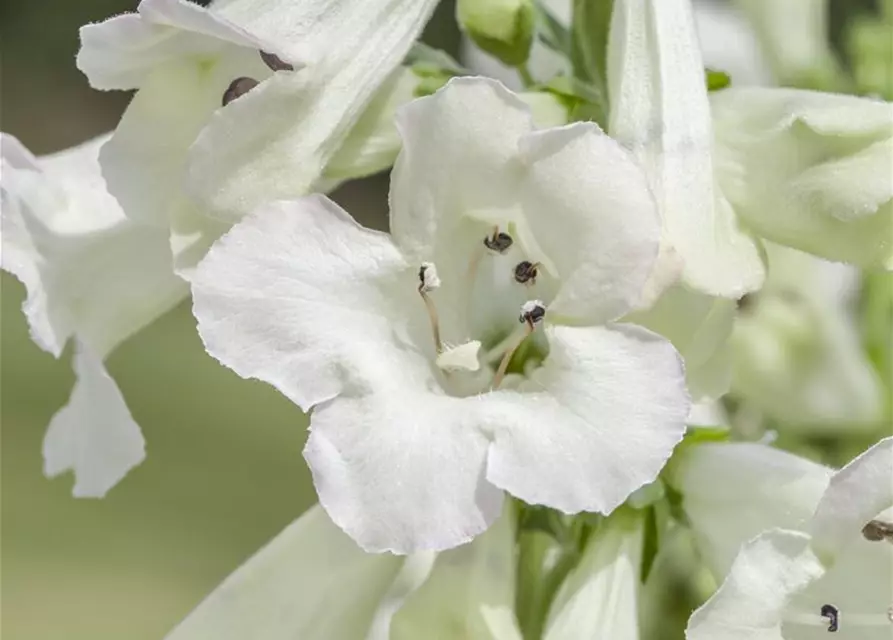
[544, 513, 643, 640]
[712, 87, 893, 269]
[166, 505, 406, 639]
[77, 0, 262, 91]
[43, 342, 146, 498]
[484, 323, 689, 515]
[670, 442, 831, 577]
[608, 0, 765, 297]
[1, 133, 188, 358]
[389, 76, 536, 266]
[686, 529, 825, 640]
[626, 284, 737, 401]
[391, 77, 662, 324]
[192, 194, 414, 412]
[100, 50, 269, 226]
[305, 388, 504, 554]
[810, 437, 893, 559]
[187, 0, 439, 220]
[517, 122, 662, 322]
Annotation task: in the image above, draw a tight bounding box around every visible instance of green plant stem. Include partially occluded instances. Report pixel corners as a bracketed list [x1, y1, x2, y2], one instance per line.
[516, 62, 535, 88]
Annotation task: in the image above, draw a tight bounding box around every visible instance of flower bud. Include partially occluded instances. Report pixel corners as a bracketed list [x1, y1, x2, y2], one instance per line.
[457, 0, 535, 67]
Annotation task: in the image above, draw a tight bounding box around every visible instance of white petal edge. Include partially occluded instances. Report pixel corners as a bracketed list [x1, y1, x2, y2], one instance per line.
[484, 323, 690, 516]
[42, 342, 146, 498]
[686, 529, 825, 640]
[810, 437, 893, 559]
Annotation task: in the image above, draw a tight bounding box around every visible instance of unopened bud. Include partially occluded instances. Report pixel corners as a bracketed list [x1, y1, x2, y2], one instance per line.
[457, 0, 535, 67]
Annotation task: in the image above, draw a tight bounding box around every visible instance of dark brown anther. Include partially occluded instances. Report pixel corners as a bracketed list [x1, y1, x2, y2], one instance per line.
[736, 294, 754, 312]
[862, 520, 893, 542]
[222, 77, 260, 106]
[514, 260, 539, 285]
[259, 50, 294, 72]
[520, 302, 546, 326]
[483, 230, 513, 253]
[820, 604, 840, 632]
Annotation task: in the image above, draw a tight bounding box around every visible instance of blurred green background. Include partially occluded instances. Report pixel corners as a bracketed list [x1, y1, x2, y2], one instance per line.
[0, 1, 457, 638]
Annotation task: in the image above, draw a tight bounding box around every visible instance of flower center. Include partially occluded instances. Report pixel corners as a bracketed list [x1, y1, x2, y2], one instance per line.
[415, 224, 555, 394]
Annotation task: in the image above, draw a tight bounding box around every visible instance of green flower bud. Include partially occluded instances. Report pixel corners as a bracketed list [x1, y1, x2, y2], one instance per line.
[457, 0, 535, 67]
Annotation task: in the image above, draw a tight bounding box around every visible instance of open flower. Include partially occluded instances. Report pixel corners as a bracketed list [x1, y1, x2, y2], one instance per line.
[77, 0, 438, 270]
[192, 77, 689, 553]
[0, 133, 187, 496]
[675, 438, 893, 639]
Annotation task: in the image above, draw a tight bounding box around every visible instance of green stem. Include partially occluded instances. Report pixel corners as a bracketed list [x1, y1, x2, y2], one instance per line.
[516, 63, 535, 88]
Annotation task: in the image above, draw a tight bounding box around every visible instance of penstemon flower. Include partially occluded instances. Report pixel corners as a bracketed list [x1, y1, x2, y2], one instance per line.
[0, 134, 187, 496]
[191, 77, 690, 553]
[683, 437, 893, 639]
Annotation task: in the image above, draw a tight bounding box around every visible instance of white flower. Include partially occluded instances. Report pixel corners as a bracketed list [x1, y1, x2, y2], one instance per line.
[678, 438, 893, 640]
[712, 87, 893, 270]
[77, 0, 438, 250]
[608, 0, 893, 299]
[192, 77, 690, 553]
[168, 502, 644, 640]
[731, 244, 886, 431]
[0, 134, 187, 496]
[608, 0, 766, 298]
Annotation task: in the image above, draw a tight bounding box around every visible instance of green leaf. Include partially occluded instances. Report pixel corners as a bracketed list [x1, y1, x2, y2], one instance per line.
[533, 0, 572, 56]
[706, 68, 732, 91]
[640, 505, 659, 583]
[569, 0, 613, 126]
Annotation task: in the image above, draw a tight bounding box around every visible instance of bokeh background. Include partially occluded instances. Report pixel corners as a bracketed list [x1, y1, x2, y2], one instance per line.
[0, 0, 887, 638]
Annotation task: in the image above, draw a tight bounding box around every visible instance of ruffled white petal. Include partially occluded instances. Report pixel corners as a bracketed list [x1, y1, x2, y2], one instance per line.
[810, 437, 893, 559]
[670, 443, 831, 577]
[192, 195, 416, 412]
[484, 324, 689, 516]
[166, 505, 406, 639]
[544, 514, 643, 640]
[391, 77, 662, 324]
[1, 133, 187, 357]
[1, 133, 187, 496]
[712, 87, 893, 268]
[686, 529, 825, 640]
[187, 0, 440, 220]
[608, 0, 765, 297]
[42, 342, 146, 498]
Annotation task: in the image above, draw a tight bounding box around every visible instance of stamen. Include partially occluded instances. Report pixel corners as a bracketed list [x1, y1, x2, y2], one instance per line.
[259, 50, 294, 72]
[483, 227, 513, 253]
[513, 260, 540, 285]
[222, 77, 259, 106]
[418, 263, 443, 353]
[491, 300, 546, 390]
[821, 604, 840, 632]
[862, 520, 893, 542]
